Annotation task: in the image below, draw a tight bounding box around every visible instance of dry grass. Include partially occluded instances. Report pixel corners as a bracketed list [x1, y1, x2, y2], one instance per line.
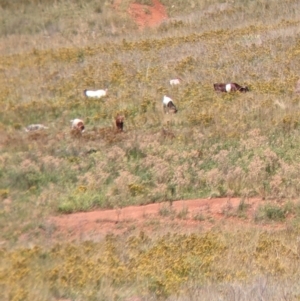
[2, 0, 300, 299]
[1, 229, 300, 300]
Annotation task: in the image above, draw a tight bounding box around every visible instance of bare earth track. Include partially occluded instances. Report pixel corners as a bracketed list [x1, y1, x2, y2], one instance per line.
[50, 198, 288, 241]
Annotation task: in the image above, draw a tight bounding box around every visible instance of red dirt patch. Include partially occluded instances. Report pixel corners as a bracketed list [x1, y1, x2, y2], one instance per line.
[114, 0, 168, 30]
[49, 198, 288, 242]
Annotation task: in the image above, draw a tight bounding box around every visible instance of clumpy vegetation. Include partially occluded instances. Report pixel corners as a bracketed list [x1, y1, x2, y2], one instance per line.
[1, 230, 300, 300]
[1, 0, 300, 299]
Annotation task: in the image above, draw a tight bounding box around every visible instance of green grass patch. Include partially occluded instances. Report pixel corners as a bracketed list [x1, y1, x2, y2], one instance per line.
[255, 203, 288, 222]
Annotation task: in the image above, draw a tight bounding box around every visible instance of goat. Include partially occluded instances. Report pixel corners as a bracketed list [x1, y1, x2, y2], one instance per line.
[213, 83, 249, 93]
[115, 114, 125, 132]
[25, 124, 49, 132]
[163, 95, 178, 114]
[84, 89, 107, 98]
[170, 78, 181, 86]
[71, 118, 85, 132]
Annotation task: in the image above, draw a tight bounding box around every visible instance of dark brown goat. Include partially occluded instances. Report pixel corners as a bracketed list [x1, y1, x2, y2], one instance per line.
[115, 114, 125, 131]
[214, 83, 249, 93]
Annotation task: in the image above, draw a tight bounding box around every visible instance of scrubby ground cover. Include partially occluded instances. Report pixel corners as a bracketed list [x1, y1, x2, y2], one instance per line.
[1, 230, 300, 301]
[1, 0, 300, 300]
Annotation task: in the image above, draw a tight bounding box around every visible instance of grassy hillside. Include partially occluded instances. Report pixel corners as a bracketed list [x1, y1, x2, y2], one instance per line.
[1, 0, 300, 300]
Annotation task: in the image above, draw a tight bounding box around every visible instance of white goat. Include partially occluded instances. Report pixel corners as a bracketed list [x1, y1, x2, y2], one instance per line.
[84, 89, 107, 98]
[25, 124, 49, 132]
[71, 119, 85, 132]
[163, 95, 178, 114]
[170, 78, 181, 86]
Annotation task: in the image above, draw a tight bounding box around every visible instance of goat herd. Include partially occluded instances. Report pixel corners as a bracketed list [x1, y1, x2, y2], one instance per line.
[24, 79, 249, 133]
[162, 81, 249, 114]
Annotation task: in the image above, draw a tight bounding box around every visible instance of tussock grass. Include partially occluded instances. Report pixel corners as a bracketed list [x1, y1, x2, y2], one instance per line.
[2, 0, 300, 299]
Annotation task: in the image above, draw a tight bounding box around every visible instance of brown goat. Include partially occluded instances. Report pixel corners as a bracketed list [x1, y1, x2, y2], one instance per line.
[71, 118, 85, 132]
[115, 114, 125, 131]
[214, 83, 249, 93]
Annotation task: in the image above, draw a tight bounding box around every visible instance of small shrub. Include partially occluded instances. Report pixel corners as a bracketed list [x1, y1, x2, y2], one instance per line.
[128, 183, 146, 196]
[134, 0, 153, 6]
[193, 213, 205, 221]
[126, 146, 146, 161]
[221, 200, 234, 217]
[143, 7, 151, 15]
[13, 123, 22, 130]
[177, 206, 189, 219]
[255, 203, 287, 222]
[236, 198, 250, 218]
[0, 189, 9, 199]
[58, 192, 106, 213]
[158, 203, 176, 217]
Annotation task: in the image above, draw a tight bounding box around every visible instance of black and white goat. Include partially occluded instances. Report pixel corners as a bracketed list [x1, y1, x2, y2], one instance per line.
[163, 95, 178, 114]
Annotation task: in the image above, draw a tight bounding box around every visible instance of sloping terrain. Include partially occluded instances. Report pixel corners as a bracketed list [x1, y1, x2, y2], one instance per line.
[2, 0, 300, 300]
